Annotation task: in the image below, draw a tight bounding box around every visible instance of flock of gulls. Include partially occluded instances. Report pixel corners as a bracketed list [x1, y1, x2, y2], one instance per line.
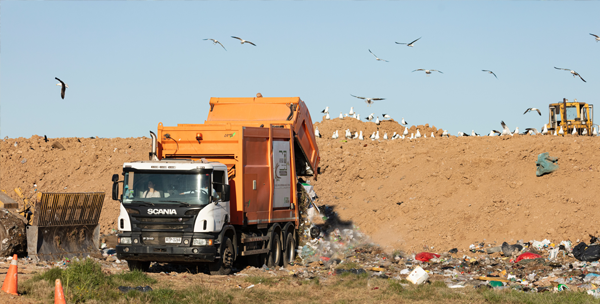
[51, 33, 599, 102]
[315, 103, 599, 141]
[309, 32, 600, 140]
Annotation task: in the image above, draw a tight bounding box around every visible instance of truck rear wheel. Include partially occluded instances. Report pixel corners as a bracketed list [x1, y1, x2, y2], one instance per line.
[127, 260, 150, 272]
[267, 233, 282, 268]
[283, 232, 296, 267]
[209, 237, 233, 275]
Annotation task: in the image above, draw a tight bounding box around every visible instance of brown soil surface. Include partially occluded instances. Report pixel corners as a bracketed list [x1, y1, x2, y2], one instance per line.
[2, 118, 600, 253]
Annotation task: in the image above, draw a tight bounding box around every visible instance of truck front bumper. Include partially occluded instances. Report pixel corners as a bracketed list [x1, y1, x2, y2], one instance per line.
[116, 244, 217, 263]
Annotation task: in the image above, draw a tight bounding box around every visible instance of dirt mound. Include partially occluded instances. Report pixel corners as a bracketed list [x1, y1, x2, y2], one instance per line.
[2, 125, 600, 253]
[312, 118, 600, 251]
[0, 136, 150, 235]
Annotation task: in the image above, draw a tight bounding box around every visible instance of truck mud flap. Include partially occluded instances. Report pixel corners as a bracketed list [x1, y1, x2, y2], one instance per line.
[27, 192, 104, 261]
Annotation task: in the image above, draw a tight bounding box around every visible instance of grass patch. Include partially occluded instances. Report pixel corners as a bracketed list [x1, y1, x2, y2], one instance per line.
[20, 259, 165, 303]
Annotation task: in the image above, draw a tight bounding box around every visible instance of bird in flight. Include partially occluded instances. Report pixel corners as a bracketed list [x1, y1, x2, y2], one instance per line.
[350, 94, 385, 106]
[231, 36, 256, 46]
[554, 67, 586, 82]
[524, 108, 542, 116]
[413, 69, 443, 74]
[368, 49, 389, 62]
[395, 37, 421, 47]
[203, 38, 227, 51]
[55, 77, 68, 99]
[591, 33, 600, 42]
[482, 70, 497, 78]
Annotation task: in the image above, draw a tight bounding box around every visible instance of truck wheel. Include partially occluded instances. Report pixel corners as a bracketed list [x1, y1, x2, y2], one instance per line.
[267, 233, 282, 268]
[283, 232, 296, 267]
[209, 238, 233, 275]
[127, 260, 150, 272]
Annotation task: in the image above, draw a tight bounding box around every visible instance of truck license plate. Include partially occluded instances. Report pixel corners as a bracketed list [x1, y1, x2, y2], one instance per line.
[165, 237, 182, 244]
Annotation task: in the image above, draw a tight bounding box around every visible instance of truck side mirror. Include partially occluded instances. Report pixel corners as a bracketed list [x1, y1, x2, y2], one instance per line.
[112, 174, 119, 182]
[112, 182, 119, 201]
[222, 185, 230, 201]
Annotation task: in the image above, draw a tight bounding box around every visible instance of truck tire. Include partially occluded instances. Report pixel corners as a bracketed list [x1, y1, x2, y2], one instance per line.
[127, 260, 150, 272]
[283, 232, 296, 267]
[267, 233, 282, 268]
[209, 237, 233, 275]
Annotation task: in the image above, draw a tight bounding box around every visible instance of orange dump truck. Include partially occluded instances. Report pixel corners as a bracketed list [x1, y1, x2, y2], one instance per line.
[113, 96, 319, 274]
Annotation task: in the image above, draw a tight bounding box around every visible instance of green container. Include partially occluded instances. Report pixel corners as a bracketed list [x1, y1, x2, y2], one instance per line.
[489, 281, 504, 288]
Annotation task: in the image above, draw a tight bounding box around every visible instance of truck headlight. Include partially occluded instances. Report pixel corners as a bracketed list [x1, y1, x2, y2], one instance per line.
[119, 237, 132, 244]
[193, 239, 213, 246]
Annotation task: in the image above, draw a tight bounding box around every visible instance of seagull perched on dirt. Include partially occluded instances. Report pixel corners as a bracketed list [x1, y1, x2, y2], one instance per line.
[403, 127, 409, 136]
[500, 121, 512, 136]
[351, 94, 385, 106]
[442, 130, 448, 137]
[368, 49, 389, 62]
[325, 112, 330, 120]
[395, 37, 421, 47]
[582, 128, 588, 136]
[524, 108, 541, 116]
[554, 67, 586, 82]
[366, 113, 374, 121]
[55, 77, 68, 99]
[203, 39, 227, 51]
[382, 113, 391, 119]
[482, 70, 497, 78]
[591, 33, 600, 42]
[375, 117, 380, 125]
[349, 107, 355, 116]
[471, 130, 480, 137]
[525, 128, 539, 135]
[231, 36, 256, 46]
[332, 130, 339, 139]
[558, 126, 564, 135]
[593, 126, 598, 136]
[358, 131, 364, 140]
[401, 117, 408, 125]
[315, 127, 321, 138]
[413, 69, 443, 75]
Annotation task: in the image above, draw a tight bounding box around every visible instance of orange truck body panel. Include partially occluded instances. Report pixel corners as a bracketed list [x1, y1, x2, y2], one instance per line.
[156, 97, 319, 227]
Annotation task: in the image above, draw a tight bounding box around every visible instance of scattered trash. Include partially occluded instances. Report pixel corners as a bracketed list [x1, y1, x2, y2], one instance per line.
[407, 266, 429, 285]
[415, 252, 440, 262]
[573, 242, 600, 262]
[515, 252, 542, 263]
[536, 152, 559, 177]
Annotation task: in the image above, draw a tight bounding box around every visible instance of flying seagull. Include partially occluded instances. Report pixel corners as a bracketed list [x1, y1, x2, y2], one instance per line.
[591, 33, 600, 42]
[350, 94, 385, 106]
[413, 69, 443, 74]
[203, 38, 227, 51]
[525, 128, 540, 135]
[55, 77, 68, 99]
[554, 67, 586, 82]
[524, 108, 542, 116]
[321, 107, 329, 114]
[395, 37, 421, 47]
[482, 70, 497, 78]
[231, 36, 256, 46]
[368, 49, 389, 62]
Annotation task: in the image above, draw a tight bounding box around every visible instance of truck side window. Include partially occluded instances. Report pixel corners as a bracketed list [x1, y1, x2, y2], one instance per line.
[213, 170, 225, 201]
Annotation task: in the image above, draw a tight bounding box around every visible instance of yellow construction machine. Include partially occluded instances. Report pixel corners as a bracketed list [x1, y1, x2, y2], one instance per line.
[0, 189, 104, 261]
[547, 98, 595, 135]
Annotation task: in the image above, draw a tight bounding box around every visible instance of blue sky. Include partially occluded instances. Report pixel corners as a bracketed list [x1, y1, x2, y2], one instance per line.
[1, 1, 599, 138]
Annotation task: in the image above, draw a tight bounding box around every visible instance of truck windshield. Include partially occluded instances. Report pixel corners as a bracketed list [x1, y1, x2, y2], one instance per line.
[122, 172, 211, 205]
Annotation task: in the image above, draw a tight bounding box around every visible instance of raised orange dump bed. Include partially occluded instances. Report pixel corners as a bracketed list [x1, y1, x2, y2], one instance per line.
[156, 96, 319, 226]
